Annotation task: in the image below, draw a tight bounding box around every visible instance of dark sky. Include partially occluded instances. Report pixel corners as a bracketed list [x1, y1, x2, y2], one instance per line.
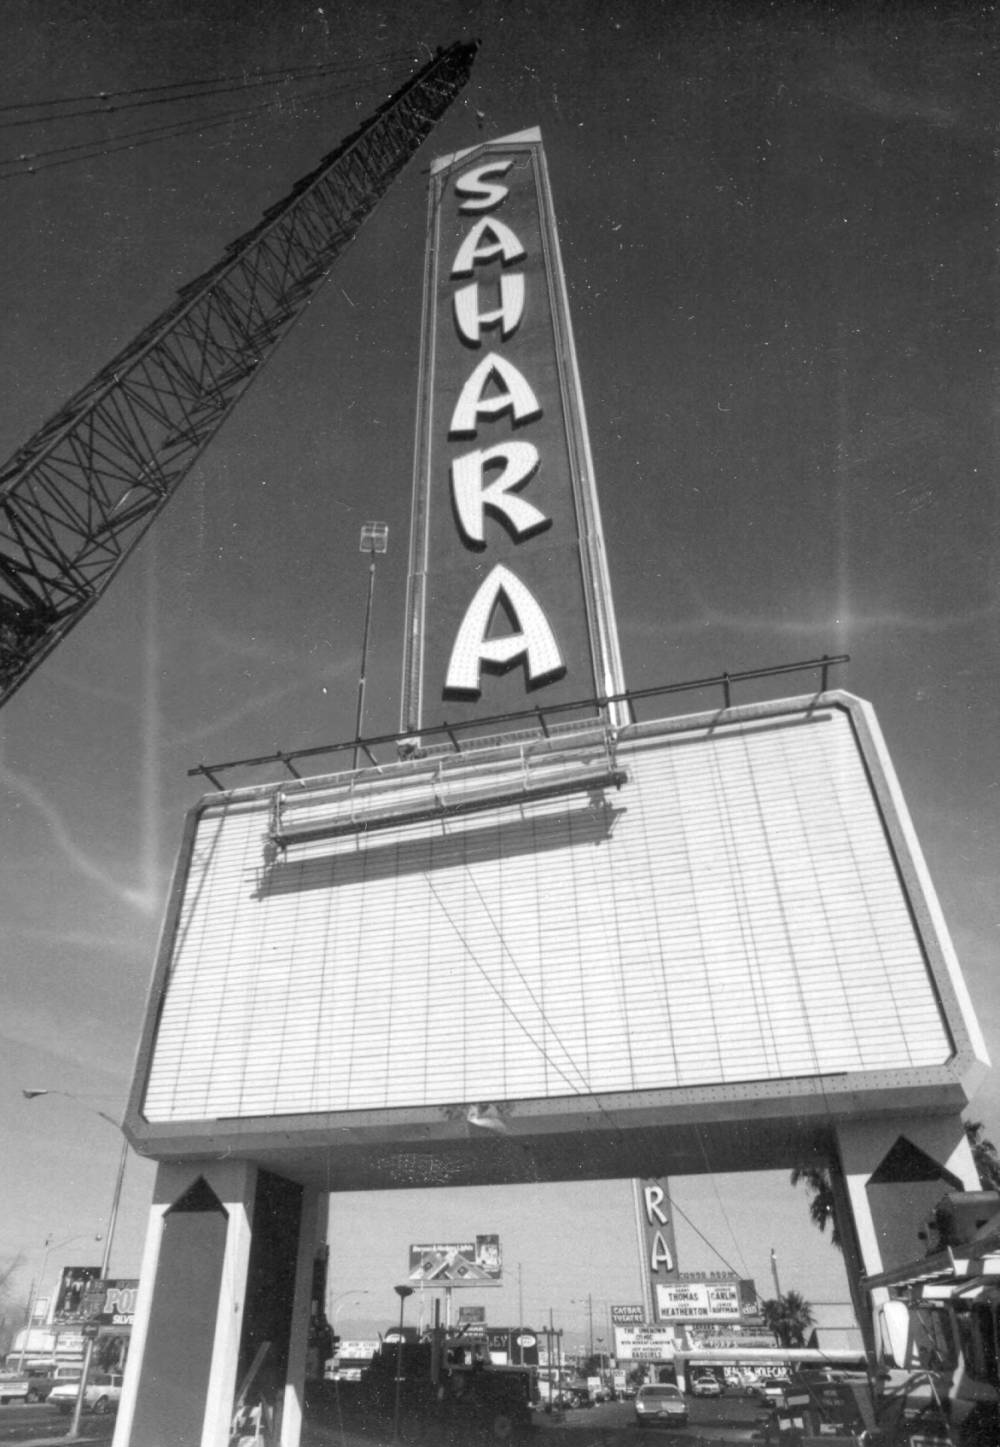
[1, 0, 995, 1338]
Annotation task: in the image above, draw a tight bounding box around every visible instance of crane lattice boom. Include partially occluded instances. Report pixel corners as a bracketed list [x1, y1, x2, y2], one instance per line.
[0, 40, 478, 704]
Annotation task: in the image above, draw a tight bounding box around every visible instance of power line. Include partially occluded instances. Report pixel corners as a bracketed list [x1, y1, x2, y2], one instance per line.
[0, 76, 391, 180]
[0, 52, 414, 123]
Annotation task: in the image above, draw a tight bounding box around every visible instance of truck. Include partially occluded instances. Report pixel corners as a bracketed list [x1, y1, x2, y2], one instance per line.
[861, 1189, 1000, 1447]
[355, 1330, 537, 1444]
[753, 1191, 1000, 1446]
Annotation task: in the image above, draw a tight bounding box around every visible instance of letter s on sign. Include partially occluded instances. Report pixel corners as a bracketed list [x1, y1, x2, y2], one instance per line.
[454, 159, 514, 213]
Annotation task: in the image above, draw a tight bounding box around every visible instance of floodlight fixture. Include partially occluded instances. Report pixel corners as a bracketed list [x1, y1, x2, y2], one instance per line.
[360, 521, 389, 554]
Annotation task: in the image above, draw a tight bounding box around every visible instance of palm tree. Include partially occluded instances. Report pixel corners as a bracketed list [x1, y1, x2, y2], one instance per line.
[965, 1121, 1000, 1190]
[761, 1291, 816, 1348]
[790, 1164, 842, 1249]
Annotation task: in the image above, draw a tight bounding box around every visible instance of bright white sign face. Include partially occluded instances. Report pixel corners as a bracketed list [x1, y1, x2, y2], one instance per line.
[132, 693, 979, 1144]
[615, 1326, 677, 1362]
[656, 1282, 741, 1321]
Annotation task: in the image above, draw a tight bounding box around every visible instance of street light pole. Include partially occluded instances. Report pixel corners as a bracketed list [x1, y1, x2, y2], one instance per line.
[21, 1089, 128, 1442]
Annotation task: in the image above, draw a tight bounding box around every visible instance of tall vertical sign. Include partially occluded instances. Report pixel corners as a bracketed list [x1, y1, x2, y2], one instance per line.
[402, 128, 626, 734]
[633, 1178, 680, 1323]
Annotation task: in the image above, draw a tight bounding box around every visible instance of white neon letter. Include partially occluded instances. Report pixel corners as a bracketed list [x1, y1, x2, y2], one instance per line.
[451, 218, 526, 278]
[454, 159, 514, 213]
[649, 1230, 675, 1273]
[644, 1185, 668, 1227]
[451, 442, 546, 545]
[449, 353, 541, 437]
[453, 274, 525, 346]
[445, 565, 563, 695]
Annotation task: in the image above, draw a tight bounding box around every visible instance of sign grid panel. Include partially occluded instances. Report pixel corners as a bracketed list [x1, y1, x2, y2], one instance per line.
[141, 705, 954, 1123]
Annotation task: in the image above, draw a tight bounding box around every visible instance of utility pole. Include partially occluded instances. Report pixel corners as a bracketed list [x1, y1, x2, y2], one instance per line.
[353, 521, 387, 767]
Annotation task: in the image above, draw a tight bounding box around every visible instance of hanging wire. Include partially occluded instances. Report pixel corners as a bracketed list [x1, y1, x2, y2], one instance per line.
[424, 874, 602, 1105]
[0, 73, 403, 180]
[666, 1192, 745, 1278]
[0, 51, 414, 123]
[0, 53, 419, 180]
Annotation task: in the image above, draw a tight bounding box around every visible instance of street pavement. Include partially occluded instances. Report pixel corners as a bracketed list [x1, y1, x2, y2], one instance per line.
[0, 1402, 113, 1447]
[0, 1394, 766, 1445]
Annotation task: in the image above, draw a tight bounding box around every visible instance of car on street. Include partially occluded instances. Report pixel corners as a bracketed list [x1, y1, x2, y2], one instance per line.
[49, 1371, 123, 1415]
[690, 1372, 723, 1397]
[0, 1372, 29, 1405]
[757, 1377, 793, 1409]
[634, 1382, 689, 1428]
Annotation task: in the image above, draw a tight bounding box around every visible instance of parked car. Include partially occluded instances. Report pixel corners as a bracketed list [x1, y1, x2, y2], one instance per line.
[561, 1384, 593, 1408]
[757, 1377, 793, 1409]
[634, 1382, 688, 1428]
[0, 1372, 29, 1405]
[690, 1372, 723, 1397]
[49, 1371, 123, 1415]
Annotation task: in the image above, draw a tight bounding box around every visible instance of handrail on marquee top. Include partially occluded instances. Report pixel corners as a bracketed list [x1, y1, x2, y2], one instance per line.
[188, 653, 849, 792]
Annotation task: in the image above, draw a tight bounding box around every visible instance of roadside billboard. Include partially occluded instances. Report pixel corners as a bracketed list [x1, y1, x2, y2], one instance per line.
[52, 1267, 100, 1323]
[408, 1236, 502, 1285]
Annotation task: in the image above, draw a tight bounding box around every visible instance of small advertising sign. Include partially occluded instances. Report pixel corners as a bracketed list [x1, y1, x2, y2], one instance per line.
[93, 1279, 139, 1327]
[611, 1304, 645, 1325]
[684, 1328, 777, 1350]
[483, 1327, 539, 1366]
[458, 1305, 486, 1325]
[408, 1235, 502, 1286]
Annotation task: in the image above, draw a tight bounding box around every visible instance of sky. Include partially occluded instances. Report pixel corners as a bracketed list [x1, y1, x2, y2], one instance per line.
[0, 0, 995, 1353]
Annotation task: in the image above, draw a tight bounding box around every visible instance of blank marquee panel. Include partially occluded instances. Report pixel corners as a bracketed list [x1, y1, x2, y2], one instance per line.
[138, 695, 968, 1127]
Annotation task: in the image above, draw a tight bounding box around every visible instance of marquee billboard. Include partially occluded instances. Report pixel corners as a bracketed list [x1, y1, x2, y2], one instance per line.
[401, 128, 625, 733]
[655, 1277, 757, 1323]
[126, 692, 987, 1189]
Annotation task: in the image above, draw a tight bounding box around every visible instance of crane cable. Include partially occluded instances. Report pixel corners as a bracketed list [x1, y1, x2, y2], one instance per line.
[0, 51, 415, 124]
[0, 71, 418, 179]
